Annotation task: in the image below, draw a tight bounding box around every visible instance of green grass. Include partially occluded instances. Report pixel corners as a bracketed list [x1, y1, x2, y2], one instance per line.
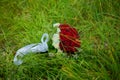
[0, 0, 120, 80]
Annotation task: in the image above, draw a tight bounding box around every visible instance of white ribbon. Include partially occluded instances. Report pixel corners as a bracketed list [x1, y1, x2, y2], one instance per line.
[13, 33, 49, 65]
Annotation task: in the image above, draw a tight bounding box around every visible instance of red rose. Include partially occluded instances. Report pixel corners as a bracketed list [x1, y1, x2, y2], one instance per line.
[59, 24, 80, 53]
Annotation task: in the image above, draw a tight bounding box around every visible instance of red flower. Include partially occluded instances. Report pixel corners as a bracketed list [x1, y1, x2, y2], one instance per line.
[59, 24, 80, 53]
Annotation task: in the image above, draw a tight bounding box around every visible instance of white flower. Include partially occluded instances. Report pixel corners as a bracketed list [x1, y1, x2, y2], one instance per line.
[52, 33, 60, 49]
[53, 23, 60, 27]
[52, 23, 62, 52]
